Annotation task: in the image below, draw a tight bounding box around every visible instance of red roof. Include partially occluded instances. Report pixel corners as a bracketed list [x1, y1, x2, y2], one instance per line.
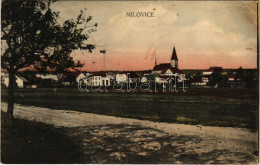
[207, 67, 224, 72]
[153, 63, 172, 71]
[171, 47, 178, 60]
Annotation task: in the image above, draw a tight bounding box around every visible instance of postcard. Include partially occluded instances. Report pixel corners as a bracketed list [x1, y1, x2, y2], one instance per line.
[1, 0, 259, 164]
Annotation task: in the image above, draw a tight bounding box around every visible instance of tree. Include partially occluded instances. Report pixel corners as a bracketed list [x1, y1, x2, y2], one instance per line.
[208, 72, 227, 87]
[236, 67, 243, 80]
[1, 0, 97, 117]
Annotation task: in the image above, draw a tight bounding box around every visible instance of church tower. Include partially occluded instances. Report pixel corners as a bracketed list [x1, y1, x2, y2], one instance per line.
[170, 46, 178, 68]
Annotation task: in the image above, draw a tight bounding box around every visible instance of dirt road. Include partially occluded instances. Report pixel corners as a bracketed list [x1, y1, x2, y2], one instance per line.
[1, 102, 258, 164]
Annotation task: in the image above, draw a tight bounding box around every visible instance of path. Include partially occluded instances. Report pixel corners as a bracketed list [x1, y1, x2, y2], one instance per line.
[1, 103, 258, 164]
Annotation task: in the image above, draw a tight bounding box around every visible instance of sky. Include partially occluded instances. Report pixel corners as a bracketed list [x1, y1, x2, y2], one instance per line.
[50, 1, 258, 71]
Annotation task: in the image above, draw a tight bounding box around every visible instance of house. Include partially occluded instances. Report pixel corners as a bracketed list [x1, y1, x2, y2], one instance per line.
[1, 72, 29, 88]
[140, 76, 148, 83]
[1, 72, 9, 88]
[161, 68, 183, 76]
[202, 76, 209, 83]
[16, 76, 29, 88]
[106, 72, 116, 82]
[116, 73, 127, 83]
[36, 73, 59, 81]
[140, 74, 158, 83]
[88, 73, 111, 86]
[227, 75, 235, 81]
[76, 72, 92, 83]
[19, 72, 41, 88]
[115, 72, 140, 84]
[203, 67, 227, 75]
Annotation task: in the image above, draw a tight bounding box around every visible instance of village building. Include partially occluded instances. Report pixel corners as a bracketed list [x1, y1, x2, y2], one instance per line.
[76, 73, 87, 83]
[36, 73, 59, 81]
[203, 67, 227, 75]
[115, 72, 140, 84]
[152, 47, 181, 74]
[76, 72, 92, 83]
[106, 72, 116, 82]
[151, 46, 185, 84]
[140, 74, 156, 83]
[116, 73, 127, 83]
[1, 72, 29, 88]
[227, 75, 236, 81]
[88, 73, 111, 86]
[202, 76, 209, 84]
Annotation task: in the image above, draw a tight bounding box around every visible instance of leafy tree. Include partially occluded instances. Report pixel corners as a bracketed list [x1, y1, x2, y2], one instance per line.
[236, 67, 243, 80]
[1, 0, 97, 117]
[208, 72, 227, 87]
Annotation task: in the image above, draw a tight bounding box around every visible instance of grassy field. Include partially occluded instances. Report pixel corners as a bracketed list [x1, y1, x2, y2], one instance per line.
[1, 112, 82, 164]
[1, 88, 259, 131]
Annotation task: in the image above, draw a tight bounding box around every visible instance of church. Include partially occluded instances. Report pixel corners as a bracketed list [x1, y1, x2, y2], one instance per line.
[152, 46, 183, 76]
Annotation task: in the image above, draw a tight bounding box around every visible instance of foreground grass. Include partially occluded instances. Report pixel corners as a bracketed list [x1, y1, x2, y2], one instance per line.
[1, 88, 259, 131]
[1, 112, 81, 164]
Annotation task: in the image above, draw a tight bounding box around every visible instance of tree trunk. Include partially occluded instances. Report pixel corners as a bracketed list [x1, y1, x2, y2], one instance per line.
[7, 72, 15, 118]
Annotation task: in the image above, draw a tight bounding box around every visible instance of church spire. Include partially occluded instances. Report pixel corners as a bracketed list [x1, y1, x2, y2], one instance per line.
[171, 46, 178, 68]
[171, 46, 178, 60]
